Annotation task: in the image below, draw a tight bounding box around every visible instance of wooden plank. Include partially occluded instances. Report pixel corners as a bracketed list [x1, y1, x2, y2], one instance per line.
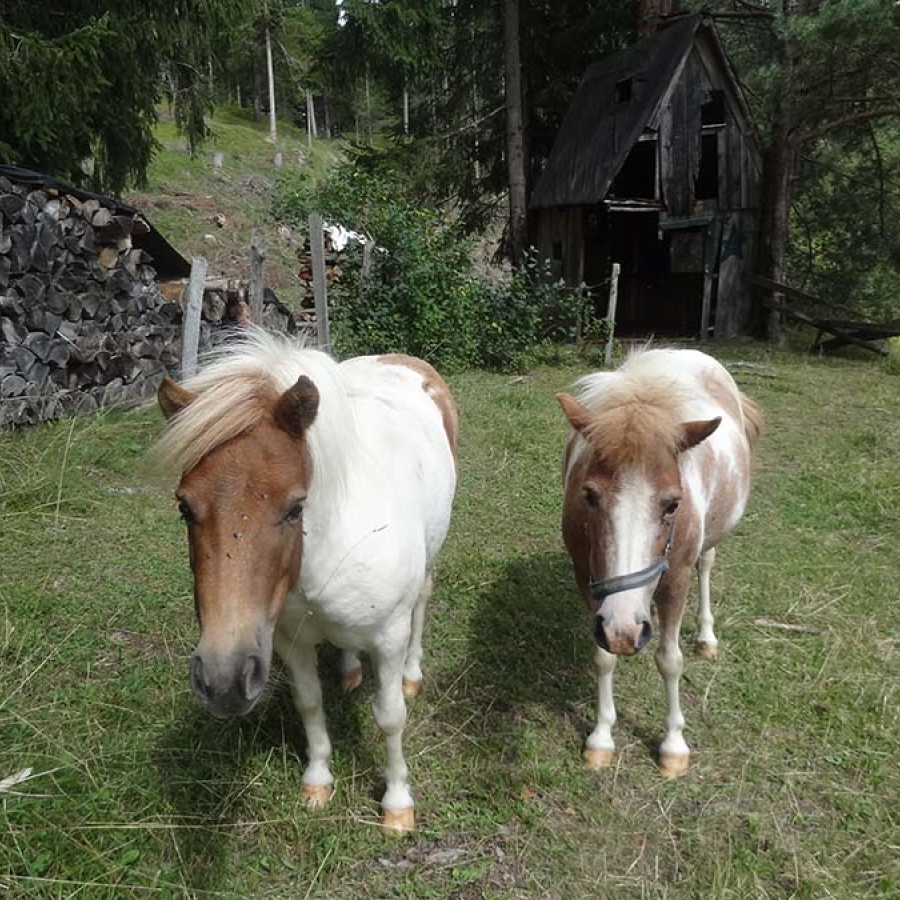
[700, 216, 722, 340]
[757, 293, 888, 356]
[249, 233, 266, 324]
[746, 273, 860, 319]
[181, 255, 207, 379]
[309, 213, 330, 351]
[604, 262, 621, 367]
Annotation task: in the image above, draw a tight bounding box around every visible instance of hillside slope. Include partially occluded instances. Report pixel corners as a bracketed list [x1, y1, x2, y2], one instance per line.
[125, 106, 341, 307]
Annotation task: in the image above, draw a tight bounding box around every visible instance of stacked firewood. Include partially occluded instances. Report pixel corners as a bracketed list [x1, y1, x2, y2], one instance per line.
[0, 176, 293, 428]
[296, 234, 350, 312]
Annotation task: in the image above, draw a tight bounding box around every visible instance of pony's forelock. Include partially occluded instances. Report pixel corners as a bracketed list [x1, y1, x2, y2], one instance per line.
[151, 328, 355, 505]
[574, 350, 695, 466]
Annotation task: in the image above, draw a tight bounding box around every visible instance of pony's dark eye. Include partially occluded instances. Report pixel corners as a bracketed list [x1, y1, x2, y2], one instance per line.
[178, 501, 195, 524]
[583, 487, 600, 509]
[284, 502, 304, 525]
[663, 500, 679, 518]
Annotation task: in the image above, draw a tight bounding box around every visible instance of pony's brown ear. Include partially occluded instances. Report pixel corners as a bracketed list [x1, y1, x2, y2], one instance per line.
[274, 376, 319, 438]
[556, 392, 593, 434]
[158, 377, 196, 419]
[677, 416, 721, 452]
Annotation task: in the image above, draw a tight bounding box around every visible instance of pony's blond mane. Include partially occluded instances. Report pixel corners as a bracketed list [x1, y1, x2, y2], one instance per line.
[151, 328, 355, 505]
[574, 349, 695, 465]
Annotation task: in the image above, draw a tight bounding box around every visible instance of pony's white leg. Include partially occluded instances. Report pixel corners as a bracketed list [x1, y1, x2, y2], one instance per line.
[282, 644, 334, 807]
[655, 573, 690, 777]
[584, 646, 617, 770]
[371, 629, 415, 833]
[402, 571, 432, 699]
[695, 547, 718, 658]
[340, 649, 363, 693]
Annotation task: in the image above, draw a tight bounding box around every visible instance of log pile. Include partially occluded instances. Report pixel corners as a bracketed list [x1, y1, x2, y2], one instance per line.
[0, 176, 294, 428]
[296, 232, 350, 314]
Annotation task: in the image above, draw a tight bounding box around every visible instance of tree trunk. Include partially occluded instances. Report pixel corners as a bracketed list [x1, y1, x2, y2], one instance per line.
[306, 90, 318, 144]
[638, 0, 672, 38]
[264, 16, 278, 144]
[365, 66, 372, 144]
[757, 0, 803, 341]
[402, 74, 410, 135]
[759, 136, 795, 340]
[503, 0, 527, 265]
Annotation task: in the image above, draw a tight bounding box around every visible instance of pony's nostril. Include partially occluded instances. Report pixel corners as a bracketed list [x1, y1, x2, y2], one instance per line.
[241, 654, 266, 701]
[635, 619, 653, 652]
[190, 655, 212, 702]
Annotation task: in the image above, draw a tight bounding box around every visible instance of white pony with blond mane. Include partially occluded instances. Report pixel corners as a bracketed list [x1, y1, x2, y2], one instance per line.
[153, 330, 458, 832]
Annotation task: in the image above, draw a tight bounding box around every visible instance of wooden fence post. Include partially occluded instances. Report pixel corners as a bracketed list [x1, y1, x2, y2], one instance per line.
[181, 255, 207, 379]
[249, 234, 266, 325]
[360, 239, 374, 294]
[309, 213, 330, 351]
[604, 262, 620, 368]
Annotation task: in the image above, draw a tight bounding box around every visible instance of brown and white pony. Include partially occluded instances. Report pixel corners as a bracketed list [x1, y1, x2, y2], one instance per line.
[153, 330, 458, 832]
[557, 349, 761, 776]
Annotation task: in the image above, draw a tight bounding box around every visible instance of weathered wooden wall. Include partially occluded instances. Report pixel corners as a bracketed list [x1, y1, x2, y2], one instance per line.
[530, 207, 585, 287]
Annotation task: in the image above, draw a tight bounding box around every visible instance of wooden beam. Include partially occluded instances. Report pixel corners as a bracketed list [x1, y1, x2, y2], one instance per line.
[756, 292, 888, 356]
[604, 262, 620, 367]
[309, 213, 330, 351]
[182, 255, 207, 379]
[249, 234, 266, 324]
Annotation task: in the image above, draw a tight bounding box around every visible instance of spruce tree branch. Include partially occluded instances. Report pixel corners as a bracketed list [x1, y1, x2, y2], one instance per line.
[731, 0, 773, 11]
[710, 10, 776, 20]
[800, 107, 900, 144]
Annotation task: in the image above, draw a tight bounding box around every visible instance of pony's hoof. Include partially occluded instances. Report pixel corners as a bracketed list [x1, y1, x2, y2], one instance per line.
[696, 641, 718, 660]
[341, 667, 363, 693]
[301, 784, 333, 808]
[658, 752, 689, 778]
[381, 807, 415, 834]
[583, 747, 614, 771]
[401, 678, 422, 700]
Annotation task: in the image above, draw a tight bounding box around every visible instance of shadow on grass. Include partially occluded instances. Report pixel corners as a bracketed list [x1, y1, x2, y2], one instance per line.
[153, 647, 370, 895]
[443, 550, 661, 773]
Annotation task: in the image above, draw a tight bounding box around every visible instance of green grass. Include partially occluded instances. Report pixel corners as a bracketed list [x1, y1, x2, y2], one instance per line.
[2, 345, 900, 898]
[126, 105, 343, 308]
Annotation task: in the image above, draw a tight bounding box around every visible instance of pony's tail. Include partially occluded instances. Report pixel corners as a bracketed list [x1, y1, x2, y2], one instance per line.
[739, 392, 763, 452]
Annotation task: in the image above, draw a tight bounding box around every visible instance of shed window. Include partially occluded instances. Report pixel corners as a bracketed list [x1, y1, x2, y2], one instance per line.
[615, 77, 633, 105]
[701, 90, 725, 127]
[610, 140, 657, 199]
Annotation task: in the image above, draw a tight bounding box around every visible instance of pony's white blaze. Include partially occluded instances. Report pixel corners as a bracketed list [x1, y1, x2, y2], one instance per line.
[600, 469, 660, 630]
[558, 347, 761, 777]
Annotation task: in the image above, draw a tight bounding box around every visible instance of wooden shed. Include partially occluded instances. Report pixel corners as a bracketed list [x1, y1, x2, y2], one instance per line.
[530, 14, 761, 337]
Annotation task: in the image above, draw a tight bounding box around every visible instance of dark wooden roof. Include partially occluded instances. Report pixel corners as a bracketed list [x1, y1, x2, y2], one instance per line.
[0, 164, 191, 279]
[531, 15, 703, 210]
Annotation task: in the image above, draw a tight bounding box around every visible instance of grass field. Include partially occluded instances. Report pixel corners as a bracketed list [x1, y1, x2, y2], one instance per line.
[2, 344, 900, 898]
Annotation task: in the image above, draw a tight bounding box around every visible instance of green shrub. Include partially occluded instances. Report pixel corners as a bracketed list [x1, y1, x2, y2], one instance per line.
[272, 164, 598, 372]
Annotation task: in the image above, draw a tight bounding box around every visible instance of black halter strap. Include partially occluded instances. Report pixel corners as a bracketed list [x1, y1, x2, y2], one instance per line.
[588, 522, 675, 602]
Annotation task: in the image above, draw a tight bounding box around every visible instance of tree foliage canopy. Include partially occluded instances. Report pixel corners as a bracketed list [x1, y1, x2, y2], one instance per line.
[0, 0, 244, 192]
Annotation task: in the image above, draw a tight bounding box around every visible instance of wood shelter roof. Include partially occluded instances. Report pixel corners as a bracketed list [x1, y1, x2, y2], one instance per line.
[0, 164, 191, 280]
[531, 15, 723, 211]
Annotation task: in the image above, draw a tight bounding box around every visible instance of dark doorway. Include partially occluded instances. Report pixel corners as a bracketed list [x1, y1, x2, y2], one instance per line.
[582, 208, 704, 336]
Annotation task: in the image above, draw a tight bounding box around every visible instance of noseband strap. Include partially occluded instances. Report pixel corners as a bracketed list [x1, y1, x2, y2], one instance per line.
[589, 523, 675, 602]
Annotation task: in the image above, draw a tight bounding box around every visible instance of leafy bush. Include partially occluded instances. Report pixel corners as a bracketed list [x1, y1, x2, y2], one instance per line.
[273, 164, 597, 371]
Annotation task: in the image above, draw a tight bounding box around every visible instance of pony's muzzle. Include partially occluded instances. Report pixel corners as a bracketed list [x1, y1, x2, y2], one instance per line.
[594, 614, 653, 656]
[190, 650, 268, 717]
